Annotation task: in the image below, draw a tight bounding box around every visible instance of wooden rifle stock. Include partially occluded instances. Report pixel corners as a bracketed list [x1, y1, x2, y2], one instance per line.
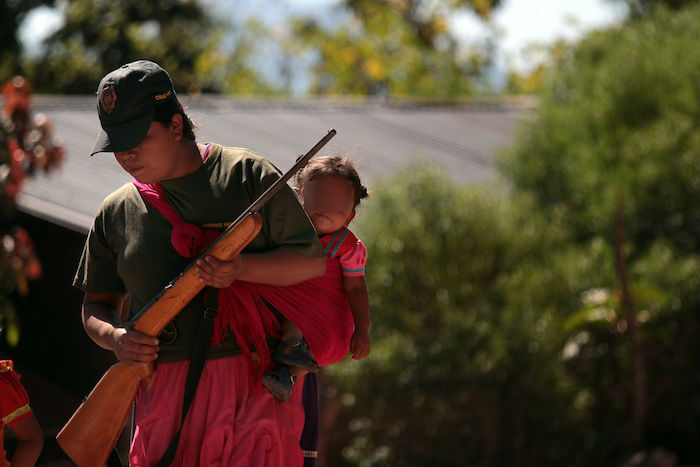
[57, 213, 261, 467]
[54, 362, 153, 467]
[57, 130, 336, 467]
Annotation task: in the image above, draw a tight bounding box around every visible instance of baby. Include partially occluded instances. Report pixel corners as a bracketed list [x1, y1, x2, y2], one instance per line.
[262, 155, 371, 400]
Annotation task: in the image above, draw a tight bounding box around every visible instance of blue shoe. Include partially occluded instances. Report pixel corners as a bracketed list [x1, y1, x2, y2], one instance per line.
[272, 338, 319, 373]
[262, 367, 297, 402]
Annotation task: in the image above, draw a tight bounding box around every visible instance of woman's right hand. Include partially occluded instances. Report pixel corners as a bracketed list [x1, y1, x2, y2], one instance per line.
[110, 327, 159, 367]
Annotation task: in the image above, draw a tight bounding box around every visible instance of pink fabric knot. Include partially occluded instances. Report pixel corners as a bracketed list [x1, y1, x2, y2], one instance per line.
[171, 222, 221, 258]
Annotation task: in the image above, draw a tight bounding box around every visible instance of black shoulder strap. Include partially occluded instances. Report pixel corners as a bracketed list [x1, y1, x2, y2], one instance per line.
[154, 288, 218, 467]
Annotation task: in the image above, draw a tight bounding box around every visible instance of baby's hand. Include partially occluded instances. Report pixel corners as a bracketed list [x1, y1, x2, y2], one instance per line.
[350, 330, 370, 360]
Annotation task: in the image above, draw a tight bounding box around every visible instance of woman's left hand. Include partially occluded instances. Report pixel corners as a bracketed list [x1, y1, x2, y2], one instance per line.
[195, 254, 248, 288]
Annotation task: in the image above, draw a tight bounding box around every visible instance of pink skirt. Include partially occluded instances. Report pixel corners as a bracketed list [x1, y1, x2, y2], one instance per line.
[129, 356, 304, 467]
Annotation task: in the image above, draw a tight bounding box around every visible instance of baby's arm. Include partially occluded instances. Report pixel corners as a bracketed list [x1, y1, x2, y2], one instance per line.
[196, 247, 326, 287]
[344, 275, 371, 360]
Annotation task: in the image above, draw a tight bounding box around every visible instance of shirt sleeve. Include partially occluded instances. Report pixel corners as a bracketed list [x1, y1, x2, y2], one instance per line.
[0, 366, 32, 427]
[339, 239, 367, 277]
[72, 206, 126, 293]
[252, 158, 324, 259]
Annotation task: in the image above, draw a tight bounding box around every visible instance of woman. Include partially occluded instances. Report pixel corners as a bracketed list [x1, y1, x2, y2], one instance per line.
[73, 60, 326, 467]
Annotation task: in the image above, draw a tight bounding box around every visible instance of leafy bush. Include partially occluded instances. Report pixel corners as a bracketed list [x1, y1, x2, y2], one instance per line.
[322, 5, 699, 465]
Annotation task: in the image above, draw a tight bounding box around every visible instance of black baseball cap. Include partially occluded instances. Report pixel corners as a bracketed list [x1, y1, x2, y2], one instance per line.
[91, 60, 178, 156]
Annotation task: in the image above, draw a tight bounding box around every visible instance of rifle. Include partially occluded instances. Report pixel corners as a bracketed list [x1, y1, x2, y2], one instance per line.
[56, 129, 337, 467]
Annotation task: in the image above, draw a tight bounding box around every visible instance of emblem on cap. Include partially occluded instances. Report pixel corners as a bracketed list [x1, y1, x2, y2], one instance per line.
[100, 85, 117, 114]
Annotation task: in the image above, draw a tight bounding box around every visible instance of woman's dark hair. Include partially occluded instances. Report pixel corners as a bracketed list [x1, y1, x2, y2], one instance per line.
[294, 155, 369, 207]
[152, 98, 196, 141]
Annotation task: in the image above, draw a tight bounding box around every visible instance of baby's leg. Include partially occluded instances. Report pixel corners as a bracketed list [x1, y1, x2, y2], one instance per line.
[282, 319, 304, 342]
[290, 366, 309, 380]
[276, 320, 319, 374]
[264, 320, 317, 401]
[282, 321, 312, 378]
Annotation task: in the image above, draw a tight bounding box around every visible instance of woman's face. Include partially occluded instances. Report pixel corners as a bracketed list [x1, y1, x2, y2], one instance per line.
[113, 120, 179, 183]
[300, 174, 356, 235]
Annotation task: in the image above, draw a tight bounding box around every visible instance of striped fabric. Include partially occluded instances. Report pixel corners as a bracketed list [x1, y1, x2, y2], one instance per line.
[1, 405, 31, 426]
[320, 227, 357, 259]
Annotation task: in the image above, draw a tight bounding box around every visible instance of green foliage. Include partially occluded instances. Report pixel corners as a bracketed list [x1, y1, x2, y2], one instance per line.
[23, 0, 226, 93]
[558, 238, 699, 462]
[0, 303, 20, 347]
[496, 3, 700, 462]
[504, 40, 569, 96]
[16, 1, 289, 95]
[8, 0, 502, 97]
[324, 166, 595, 465]
[499, 4, 700, 257]
[0, 1, 55, 79]
[616, 0, 697, 18]
[290, 0, 501, 97]
[323, 5, 699, 465]
[220, 17, 285, 96]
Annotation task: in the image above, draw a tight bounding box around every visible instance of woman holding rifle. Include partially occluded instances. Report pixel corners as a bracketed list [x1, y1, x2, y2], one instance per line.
[74, 60, 326, 467]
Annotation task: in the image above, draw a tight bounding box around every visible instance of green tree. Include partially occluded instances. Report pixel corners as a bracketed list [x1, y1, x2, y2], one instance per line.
[498, 2, 699, 461]
[24, 0, 226, 94]
[505, 0, 699, 97]
[289, 0, 502, 97]
[504, 40, 568, 96]
[321, 4, 699, 466]
[615, 0, 696, 18]
[322, 166, 599, 465]
[0, 0, 55, 79]
[220, 16, 286, 96]
[499, 5, 699, 257]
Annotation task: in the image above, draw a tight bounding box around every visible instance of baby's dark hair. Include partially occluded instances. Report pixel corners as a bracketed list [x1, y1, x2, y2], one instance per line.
[295, 155, 369, 207]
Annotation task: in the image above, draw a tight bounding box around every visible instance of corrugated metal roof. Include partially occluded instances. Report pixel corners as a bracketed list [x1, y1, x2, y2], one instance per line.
[17, 95, 529, 234]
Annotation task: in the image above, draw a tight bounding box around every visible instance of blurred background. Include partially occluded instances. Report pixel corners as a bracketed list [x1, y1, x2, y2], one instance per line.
[0, 0, 698, 465]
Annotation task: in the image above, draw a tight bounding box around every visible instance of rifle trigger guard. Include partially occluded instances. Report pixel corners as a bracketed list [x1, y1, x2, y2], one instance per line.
[159, 322, 178, 344]
[204, 307, 218, 320]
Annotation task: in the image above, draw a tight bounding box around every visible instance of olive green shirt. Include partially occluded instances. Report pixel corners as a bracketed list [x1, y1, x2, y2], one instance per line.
[73, 144, 324, 362]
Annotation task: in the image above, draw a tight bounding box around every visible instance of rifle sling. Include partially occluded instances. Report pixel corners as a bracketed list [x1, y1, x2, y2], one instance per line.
[154, 287, 219, 467]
